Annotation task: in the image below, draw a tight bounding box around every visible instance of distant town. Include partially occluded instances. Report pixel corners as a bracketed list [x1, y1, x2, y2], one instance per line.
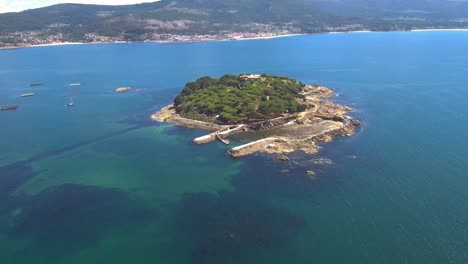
[0, 31, 293, 48]
[0, 24, 372, 48]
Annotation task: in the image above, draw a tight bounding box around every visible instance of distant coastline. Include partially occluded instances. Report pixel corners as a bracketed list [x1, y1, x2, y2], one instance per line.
[0, 34, 304, 50]
[410, 28, 468, 32]
[2, 28, 468, 50]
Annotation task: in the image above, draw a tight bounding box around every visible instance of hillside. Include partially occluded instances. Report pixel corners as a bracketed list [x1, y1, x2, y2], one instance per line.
[0, 0, 340, 47]
[1, 0, 468, 47]
[307, 0, 468, 20]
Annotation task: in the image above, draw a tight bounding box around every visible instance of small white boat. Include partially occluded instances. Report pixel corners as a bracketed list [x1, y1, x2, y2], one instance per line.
[66, 98, 75, 107]
[69, 83, 81, 87]
[1, 104, 19, 111]
[115, 87, 132, 93]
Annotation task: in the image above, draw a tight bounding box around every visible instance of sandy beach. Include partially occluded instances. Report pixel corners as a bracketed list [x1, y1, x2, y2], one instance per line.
[326, 30, 372, 34]
[230, 33, 305, 41]
[30, 42, 85, 47]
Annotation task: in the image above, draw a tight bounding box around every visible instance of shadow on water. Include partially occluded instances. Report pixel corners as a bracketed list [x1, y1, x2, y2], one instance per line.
[228, 134, 378, 201]
[0, 123, 155, 198]
[171, 191, 306, 264]
[0, 88, 177, 201]
[27, 125, 148, 164]
[230, 155, 323, 199]
[0, 123, 159, 262]
[164, 138, 371, 264]
[164, 142, 354, 263]
[7, 184, 156, 262]
[0, 163, 40, 199]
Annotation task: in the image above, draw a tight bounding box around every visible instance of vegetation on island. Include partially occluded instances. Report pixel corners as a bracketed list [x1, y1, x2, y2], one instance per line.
[174, 74, 308, 124]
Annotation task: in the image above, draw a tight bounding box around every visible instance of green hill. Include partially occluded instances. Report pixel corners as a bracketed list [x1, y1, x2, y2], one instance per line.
[0, 0, 333, 38]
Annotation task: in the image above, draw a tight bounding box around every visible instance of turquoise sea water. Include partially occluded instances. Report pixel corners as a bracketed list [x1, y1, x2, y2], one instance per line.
[1, 31, 468, 263]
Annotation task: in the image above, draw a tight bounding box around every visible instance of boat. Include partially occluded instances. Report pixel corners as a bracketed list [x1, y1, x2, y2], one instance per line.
[115, 87, 132, 93]
[66, 98, 75, 107]
[68, 83, 81, 87]
[21, 93, 35, 97]
[1, 105, 19, 111]
[216, 133, 230, 145]
[30, 83, 42, 87]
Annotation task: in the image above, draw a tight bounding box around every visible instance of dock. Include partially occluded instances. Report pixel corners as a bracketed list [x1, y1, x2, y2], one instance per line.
[192, 125, 245, 145]
[193, 133, 216, 144]
[217, 125, 245, 137]
[227, 138, 281, 158]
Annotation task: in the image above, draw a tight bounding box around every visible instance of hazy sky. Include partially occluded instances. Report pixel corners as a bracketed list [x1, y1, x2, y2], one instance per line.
[0, 0, 159, 13]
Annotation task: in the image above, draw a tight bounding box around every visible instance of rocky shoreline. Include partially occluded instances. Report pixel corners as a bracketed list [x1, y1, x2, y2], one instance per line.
[152, 84, 360, 159]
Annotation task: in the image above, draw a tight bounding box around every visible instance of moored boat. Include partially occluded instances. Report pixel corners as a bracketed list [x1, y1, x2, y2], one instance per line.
[1, 104, 19, 111]
[67, 98, 75, 107]
[21, 93, 35, 97]
[115, 87, 132, 93]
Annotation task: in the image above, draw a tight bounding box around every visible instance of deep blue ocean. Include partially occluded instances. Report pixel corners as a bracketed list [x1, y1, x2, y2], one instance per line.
[1, 31, 468, 264]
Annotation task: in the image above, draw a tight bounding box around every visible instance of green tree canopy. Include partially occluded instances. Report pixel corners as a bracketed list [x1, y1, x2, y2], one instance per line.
[174, 74, 308, 124]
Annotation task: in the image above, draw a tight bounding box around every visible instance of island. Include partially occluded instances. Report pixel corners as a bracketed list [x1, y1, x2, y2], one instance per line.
[152, 74, 360, 158]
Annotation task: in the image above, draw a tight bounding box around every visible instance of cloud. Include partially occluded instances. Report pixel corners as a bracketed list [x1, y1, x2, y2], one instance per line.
[0, 0, 160, 13]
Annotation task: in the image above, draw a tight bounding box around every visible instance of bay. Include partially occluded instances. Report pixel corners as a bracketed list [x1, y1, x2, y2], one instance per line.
[1, 31, 468, 263]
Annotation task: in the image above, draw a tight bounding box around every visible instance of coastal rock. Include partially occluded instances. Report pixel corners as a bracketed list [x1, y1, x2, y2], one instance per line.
[315, 134, 334, 143]
[277, 155, 290, 161]
[351, 120, 361, 126]
[332, 115, 345, 122]
[266, 144, 279, 150]
[306, 170, 317, 180]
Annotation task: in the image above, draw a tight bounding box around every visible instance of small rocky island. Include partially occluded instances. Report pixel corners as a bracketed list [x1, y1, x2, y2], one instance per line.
[152, 74, 360, 158]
